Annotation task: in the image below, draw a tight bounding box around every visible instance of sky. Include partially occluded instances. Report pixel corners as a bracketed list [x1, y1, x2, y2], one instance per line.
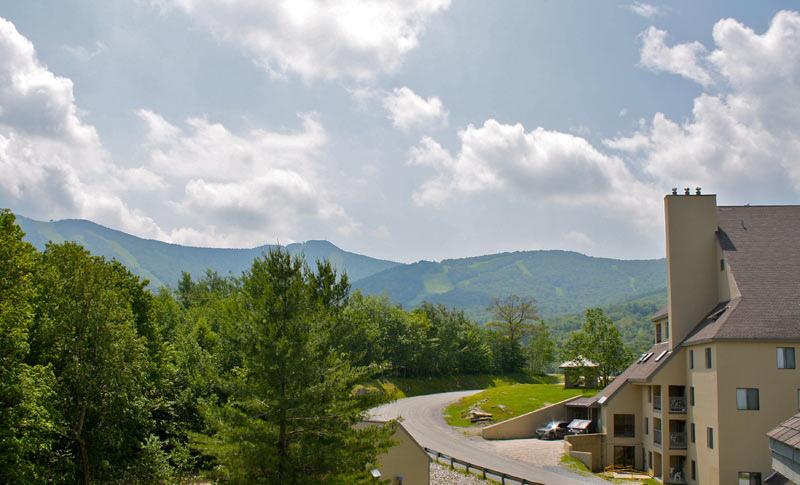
[0, 1, 797, 263]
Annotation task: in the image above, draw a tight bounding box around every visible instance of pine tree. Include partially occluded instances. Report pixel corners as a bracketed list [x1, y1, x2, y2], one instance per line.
[192, 249, 392, 484]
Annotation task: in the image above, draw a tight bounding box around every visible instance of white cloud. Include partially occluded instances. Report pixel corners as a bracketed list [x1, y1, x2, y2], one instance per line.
[383, 86, 447, 131]
[639, 26, 713, 86]
[626, 2, 665, 19]
[408, 119, 657, 228]
[0, 17, 168, 240]
[137, 109, 327, 181]
[609, 10, 800, 200]
[136, 110, 356, 247]
[61, 41, 108, 61]
[0, 16, 351, 250]
[410, 10, 800, 248]
[159, 0, 451, 81]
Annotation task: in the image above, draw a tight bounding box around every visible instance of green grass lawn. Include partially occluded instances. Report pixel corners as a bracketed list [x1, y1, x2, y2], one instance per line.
[359, 373, 560, 400]
[444, 382, 597, 427]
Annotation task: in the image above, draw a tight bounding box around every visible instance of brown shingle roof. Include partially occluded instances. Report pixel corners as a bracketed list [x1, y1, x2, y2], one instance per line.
[767, 412, 800, 449]
[685, 206, 800, 343]
[594, 341, 672, 403]
[651, 305, 668, 322]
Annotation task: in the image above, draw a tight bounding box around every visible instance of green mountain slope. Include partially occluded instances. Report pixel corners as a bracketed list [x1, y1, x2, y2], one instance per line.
[15, 215, 667, 347]
[16, 216, 401, 288]
[353, 250, 666, 320]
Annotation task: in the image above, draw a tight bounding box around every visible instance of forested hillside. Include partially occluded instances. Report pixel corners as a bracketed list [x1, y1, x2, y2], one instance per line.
[16, 216, 400, 287]
[16, 215, 668, 354]
[548, 289, 667, 355]
[353, 250, 666, 320]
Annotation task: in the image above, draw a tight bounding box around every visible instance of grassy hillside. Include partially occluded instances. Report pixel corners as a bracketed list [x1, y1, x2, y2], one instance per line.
[353, 250, 666, 320]
[16, 216, 400, 288]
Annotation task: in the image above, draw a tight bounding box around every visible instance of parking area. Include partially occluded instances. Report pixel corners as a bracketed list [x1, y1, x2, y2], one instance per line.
[481, 436, 565, 467]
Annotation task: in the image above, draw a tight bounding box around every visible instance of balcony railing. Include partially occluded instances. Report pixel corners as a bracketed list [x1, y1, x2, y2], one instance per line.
[670, 431, 687, 450]
[669, 396, 687, 413]
[667, 469, 688, 484]
[654, 428, 662, 446]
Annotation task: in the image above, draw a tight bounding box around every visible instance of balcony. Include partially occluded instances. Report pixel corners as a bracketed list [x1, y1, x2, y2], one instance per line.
[669, 431, 687, 450]
[668, 386, 686, 413]
[669, 396, 687, 413]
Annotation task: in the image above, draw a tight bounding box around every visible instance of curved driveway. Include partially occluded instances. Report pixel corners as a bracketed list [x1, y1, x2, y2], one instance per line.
[370, 391, 605, 485]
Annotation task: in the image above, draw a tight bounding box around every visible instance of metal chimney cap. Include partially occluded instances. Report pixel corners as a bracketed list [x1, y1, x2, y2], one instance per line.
[684, 187, 691, 195]
[695, 187, 702, 195]
[671, 188, 678, 195]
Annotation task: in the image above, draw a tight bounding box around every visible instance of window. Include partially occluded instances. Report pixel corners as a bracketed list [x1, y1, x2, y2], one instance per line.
[690, 349, 694, 369]
[665, 323, 669, 339]
[648, 452, 653, 470]
[690, 386, 695, 406]
[656, 323, 662, 343]
[648, 386, 652, 403]
[614, 414, 635, 437]
[653, 385, 662, 411]
[797, 389, 800, 410]
[613, 446, 635, 467]
[737, 388, 759, 410]
[645, 417, 649, 435]
[692, 460, 697, 481]
[720, 258, 725, 271]
[738, 472, 762, 485]
[705, 348, 712, 369]
[707, 427, 714, 449]
[654, 418, 662, 445]
[691, 423, 695, 443]
[778, 347, 796, 369]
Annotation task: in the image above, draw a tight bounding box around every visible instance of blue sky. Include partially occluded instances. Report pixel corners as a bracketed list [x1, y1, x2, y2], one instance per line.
[0, 1, 796, 262]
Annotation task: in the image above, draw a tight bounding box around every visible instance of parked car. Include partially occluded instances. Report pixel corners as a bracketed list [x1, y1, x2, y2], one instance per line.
[536, 420, 570, 440]
[567, 419, 593, 435]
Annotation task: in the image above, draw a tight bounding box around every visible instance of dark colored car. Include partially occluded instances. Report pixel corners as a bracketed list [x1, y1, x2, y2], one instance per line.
[536, 420, 570, 440]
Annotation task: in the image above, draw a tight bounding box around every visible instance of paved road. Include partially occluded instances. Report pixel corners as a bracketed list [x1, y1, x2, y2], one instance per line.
[370, 391, 605, 485]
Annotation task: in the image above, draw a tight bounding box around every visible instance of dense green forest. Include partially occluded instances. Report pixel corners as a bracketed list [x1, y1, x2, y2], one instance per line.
[16, 216, 667, 328]
[549, 290, 666, 355]
[7, 210, 631, 483]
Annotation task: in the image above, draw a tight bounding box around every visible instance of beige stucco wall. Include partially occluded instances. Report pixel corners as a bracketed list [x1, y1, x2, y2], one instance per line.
[684, 342, 720, 485]
[481, 395, 583, 440]
[714, 342, 800, 485]
[365, 422, 430, 485]
[664, 194, 720, 349]
[600, 381, 643, 468]
[640, 349, 688, 480]
[565, 433, 604, 471]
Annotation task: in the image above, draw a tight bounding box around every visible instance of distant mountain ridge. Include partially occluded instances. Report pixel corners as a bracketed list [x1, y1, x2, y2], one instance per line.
[352, 250, 666, 320]
[15, 216, 401, 288]
[15, 215, 666, 324]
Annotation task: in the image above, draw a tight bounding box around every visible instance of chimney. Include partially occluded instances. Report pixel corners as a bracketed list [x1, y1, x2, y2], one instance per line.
[664, 190, 719, 348]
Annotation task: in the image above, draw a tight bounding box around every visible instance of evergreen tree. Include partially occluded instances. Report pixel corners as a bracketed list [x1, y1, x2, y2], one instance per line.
[192, 249, 392, 483]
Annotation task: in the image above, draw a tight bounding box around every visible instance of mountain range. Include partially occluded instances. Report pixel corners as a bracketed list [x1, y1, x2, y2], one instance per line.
[15, 215, 666, 325]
